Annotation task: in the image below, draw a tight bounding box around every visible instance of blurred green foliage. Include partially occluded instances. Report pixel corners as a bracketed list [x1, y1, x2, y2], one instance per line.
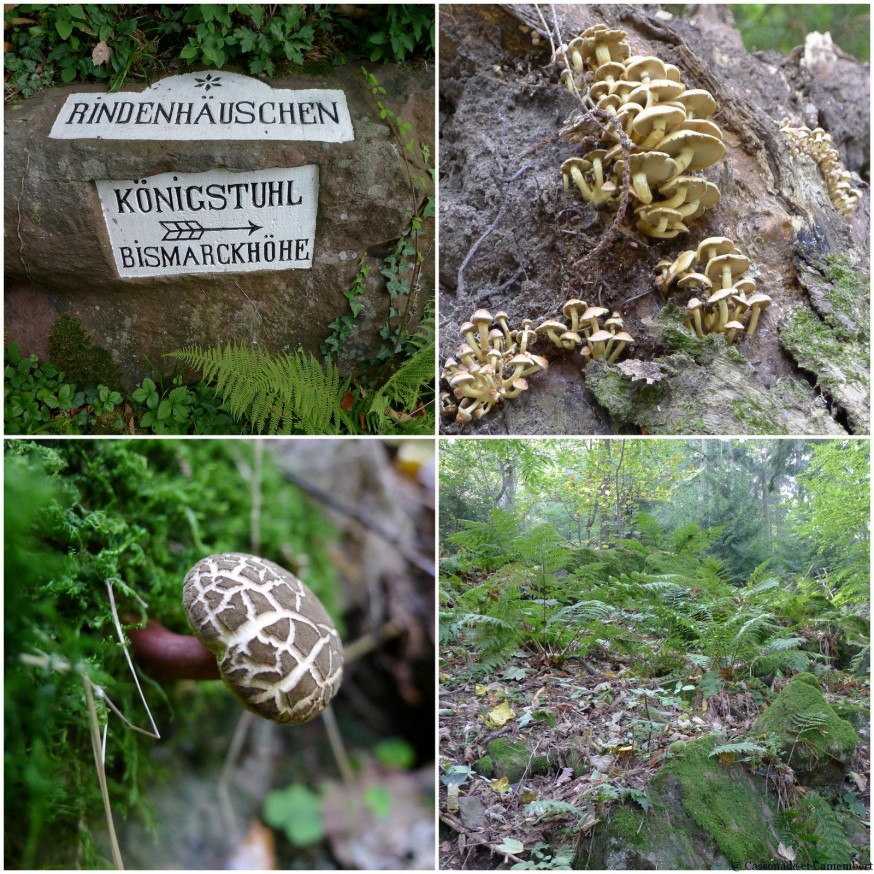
[4, 439, 340, 868]
[664, 5, 869, 60]
[733, 5, 869, 61]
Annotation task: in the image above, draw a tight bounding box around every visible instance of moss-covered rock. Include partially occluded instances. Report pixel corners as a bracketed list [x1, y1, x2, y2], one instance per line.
[585, 339, 845, 435]
[585, 736, 778, 869]
[47, 315, 123, 392]
[474, 738, 550, 783]
[753, 674, 857, 790]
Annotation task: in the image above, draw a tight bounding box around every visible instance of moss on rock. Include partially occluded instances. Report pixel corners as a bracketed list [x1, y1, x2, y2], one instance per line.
[474, 738, 550, 783]
[585, 736, 778, 869]
[586, 340, 844, 435]
[47, 315, 122, 393]
[753, 674, 857, 790]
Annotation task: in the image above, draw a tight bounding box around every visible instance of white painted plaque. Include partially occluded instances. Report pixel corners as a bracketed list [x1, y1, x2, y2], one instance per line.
[96, 166, 319, 278]
[51, 72, 353, 141]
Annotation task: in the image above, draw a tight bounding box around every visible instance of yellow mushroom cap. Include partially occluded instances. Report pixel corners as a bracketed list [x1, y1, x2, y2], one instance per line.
[657, 130, 725, 173]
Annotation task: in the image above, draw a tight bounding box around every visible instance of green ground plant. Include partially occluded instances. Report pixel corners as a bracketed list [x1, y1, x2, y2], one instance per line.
[5, 4, 435, 101]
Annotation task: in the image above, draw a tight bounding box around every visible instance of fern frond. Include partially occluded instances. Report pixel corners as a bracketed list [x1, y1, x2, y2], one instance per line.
[709, 742, 768, 758]
[760, 637, 805, 655]
[849, 643, 870, 675]
[171, 342, 354, 434]
[366, 340, 435, 432]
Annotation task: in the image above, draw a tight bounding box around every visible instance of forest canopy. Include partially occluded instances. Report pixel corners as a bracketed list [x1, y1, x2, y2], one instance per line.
[440, 439, 869, 590]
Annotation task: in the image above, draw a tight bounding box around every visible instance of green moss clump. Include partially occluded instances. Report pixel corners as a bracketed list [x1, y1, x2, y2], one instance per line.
[585, 736, 777, 869]
[47, 315, 123, 392]
[753, 674, 857, 788]
[660, 736, 777, 868]
[474, 738, 550, 783]
[609, 807, 645, 847]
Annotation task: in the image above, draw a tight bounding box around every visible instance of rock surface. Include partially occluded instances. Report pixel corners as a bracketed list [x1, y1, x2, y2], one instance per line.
[5, 64, 434, 388]
[438, 4, 868, 435]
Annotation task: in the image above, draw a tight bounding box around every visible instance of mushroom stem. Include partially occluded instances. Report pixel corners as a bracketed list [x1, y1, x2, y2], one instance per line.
[569, 165, 594, 200]
[128, 619, 221, 680]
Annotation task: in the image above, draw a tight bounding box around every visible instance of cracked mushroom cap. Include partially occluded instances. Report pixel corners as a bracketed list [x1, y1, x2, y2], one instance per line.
[183, 553, 343, 726]
[657, 130, 725, 173]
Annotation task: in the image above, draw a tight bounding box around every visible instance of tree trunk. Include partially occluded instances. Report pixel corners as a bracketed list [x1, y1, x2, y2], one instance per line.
[439, 3, 869, 436]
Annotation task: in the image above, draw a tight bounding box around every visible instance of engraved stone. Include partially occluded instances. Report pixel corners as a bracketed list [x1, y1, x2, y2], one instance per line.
[49, 71, 354, 142]
[95, 166, 319, 277]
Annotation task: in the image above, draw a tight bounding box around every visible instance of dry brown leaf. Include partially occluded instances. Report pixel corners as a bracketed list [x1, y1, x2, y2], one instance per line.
[92, 40, 112, 66]
[226, 818, 276, 870]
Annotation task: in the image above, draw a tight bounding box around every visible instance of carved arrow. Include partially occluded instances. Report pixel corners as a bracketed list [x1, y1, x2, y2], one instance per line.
[159, 219, 263, 242]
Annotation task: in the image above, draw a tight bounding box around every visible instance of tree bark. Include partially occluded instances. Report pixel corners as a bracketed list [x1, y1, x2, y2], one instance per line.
[439, 3, 869, 436]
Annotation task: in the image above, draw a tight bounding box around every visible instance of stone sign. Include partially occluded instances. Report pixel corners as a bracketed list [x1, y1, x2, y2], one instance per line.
[95, 166, 319, 277]
[50, 71, 354, 142]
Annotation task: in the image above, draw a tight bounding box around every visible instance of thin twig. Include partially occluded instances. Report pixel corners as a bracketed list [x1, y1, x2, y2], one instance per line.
[84, 677, 125, 870]
[321, 703, 355, 786]
[279, 466, 435, 578]
[106, 581, 160, 739]
[216, 710, 255, 839]
[343, 619, 404, 663]
[457, 202, 510, 300]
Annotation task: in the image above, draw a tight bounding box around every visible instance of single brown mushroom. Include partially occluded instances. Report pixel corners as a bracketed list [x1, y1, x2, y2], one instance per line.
[182, 553, 343, 725]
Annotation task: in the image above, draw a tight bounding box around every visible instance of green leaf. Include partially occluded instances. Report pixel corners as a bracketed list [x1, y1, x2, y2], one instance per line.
[55, 19, 74, 40]
[363, 785, 392, 817]
[496, 838, 525, 854]
[263, 784, 324, 847]
[374, 737, 415, 770]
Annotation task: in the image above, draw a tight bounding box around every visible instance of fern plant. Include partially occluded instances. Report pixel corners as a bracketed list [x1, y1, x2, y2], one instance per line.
[170, 337, 434, 435]
[778, 791, 854, 867]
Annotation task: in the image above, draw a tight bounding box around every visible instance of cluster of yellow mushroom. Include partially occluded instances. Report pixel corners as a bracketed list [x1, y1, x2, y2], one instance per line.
[441, 302, 637, 423]
[441, 309, 549, 423]
[656, 237, 771, 343]
[557, 23, 724, 238]
[538, 299, 635, 366]
[779, 119, 862, 218]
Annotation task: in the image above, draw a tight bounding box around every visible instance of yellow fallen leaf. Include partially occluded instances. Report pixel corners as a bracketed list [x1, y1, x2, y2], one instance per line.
[485, 700, 515, 728]
[490, 776, 511, 794]
[520, 788, 538, 803]
[475, 684, 488, 696]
